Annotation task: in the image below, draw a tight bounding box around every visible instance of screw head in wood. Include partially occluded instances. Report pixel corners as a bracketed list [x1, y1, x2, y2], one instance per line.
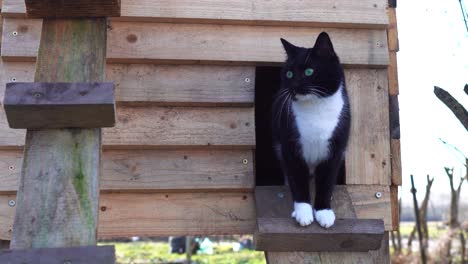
[242, 159, 248, 165]
[63, 261, 72, 264]
[8, 200, 16, 207]
[244, 77, 251, 83]
[10, 77, 17, 82]
[33, 92, 43, 98]
[375, 192, 382, 198]
[12, 31, 18, 36]
[8, 165, 14, 171]
[277, 192, 285, 199]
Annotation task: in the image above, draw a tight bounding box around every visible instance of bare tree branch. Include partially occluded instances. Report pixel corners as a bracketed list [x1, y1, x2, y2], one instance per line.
[434, 86, 468, 131]
[464, 84, 468, 96]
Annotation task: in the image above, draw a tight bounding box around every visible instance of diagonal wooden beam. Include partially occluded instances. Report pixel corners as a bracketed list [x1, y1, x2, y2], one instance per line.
[10, 18, 107, 249]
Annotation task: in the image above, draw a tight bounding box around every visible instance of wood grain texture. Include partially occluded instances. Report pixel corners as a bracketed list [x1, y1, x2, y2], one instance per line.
[4, 82, 115, 128]
[388, 51, 399, 95]
[106, 105, 255, 148]
[255, 185, 392, 230]
[2, 0, 389, 28]
[255, 218, 384, 252]
[345, 69, 391, 185]
[1, 18, 41, 61]
[390, 185, 399, 231]
[25, 0, 120, 18]
[0, 62, 255, 105]
[391, 139, 402, 186]
[0, 106, 255, 148]
[265, 232, 390, 264]
[0, 192, 256, 239]
[10, 18, 107, 249]
[0, 246, 115, 264]
[11, 129, 101, 249]
[1, 18, 389, 66]
[108, 64, 255, 105]
[0, 149, 254, 192]
[387, 8, 398, 52]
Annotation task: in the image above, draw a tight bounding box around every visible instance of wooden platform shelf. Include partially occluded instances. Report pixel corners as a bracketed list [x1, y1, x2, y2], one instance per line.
[0, 245, 115, 264]
[3, 82, 116, 128]
[254, 186, 385, 252]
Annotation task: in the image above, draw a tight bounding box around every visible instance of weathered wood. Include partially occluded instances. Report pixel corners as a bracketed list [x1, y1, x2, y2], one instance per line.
[265, 232, 390, 264]
[2, 0, 389, 28]
[255, 218, 384, 252]
[390, 185, 399, 231]
[388, 51, 399, 95]
[0, 63, 255, 105]
[391, 139, 402, 186]
[25, 0, 120, 18]
[4, 82, 115, 128]
[0, 192, 256, 239]
[10, 18, 107, 249]
[387, 8, 398, 52]
[0, 149, 254, 192]
[1, 18, 389, 66]
[346, 69, 391, 185]
[0, 106, 255, 148]
[255, 186, 392, 230]
[0, 245, 115, 264]
[0, 18, 41, 62]
[106, 106, 255, 147]
[389, 95, 400, 139]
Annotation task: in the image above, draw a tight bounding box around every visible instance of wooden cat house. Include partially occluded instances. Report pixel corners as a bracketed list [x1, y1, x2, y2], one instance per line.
[0, 0, 400, 262]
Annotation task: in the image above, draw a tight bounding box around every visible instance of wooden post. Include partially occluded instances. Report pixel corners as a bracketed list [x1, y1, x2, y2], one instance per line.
[10, 18, 107, 249]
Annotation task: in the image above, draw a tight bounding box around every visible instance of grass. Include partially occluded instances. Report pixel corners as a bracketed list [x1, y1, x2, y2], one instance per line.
[100, 241, 267, 264]
[398, 221, 447, 239]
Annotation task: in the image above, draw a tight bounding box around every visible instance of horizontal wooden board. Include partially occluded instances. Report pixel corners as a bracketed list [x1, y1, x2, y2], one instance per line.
[0, 149, 254, 192]
[0, 192, 256, 240]
[2, 0, 388, 28]
[0, 105, 255, 148]
[1, 18, 389, 66]
[25, 0, 120, 18]
[255, 185, 392, 231]
[0, 246, 115, 264]
[255, 218, 384, 252]
[0, 63, 255, 105]
[4, 82, 116, 128]
[346, 69, 391, 185]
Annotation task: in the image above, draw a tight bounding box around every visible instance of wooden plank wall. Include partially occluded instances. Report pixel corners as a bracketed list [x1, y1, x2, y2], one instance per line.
[0, 0, 395, 240]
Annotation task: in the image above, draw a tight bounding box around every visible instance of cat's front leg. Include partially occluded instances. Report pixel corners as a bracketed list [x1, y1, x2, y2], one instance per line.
[280, 152, 313, 226]
[314, 159, 340, 228]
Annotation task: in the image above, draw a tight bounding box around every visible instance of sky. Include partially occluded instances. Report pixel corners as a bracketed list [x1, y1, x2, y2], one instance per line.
[397, 0, 468, 206]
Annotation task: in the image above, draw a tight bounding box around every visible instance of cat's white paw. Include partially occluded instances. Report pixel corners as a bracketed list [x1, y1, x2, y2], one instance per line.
[291, 202, 314, 226]
[314, 209, 335, 228]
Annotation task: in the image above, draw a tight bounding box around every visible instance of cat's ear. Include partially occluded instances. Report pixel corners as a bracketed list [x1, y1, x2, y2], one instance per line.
[281, 38, 298, 58]
[313, 32, 336, 57]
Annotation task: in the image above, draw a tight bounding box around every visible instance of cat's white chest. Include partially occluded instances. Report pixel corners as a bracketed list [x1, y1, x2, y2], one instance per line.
[292, 88, 344, 173]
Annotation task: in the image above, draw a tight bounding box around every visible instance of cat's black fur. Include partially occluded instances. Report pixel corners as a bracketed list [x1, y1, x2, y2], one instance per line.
[272, 32, 351, 224]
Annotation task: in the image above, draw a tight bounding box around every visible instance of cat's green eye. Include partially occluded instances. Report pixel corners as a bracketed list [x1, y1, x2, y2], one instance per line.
[305, 68, 314, 76]
[286, 71, 293, 79]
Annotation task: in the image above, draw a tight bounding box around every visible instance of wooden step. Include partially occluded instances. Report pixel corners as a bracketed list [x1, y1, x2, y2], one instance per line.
[254, 186, 386, 252]
[255, 217, 384, 252]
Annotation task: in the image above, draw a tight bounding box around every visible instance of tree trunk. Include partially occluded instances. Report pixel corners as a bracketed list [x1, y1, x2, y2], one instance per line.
[434, 86, 468, 131]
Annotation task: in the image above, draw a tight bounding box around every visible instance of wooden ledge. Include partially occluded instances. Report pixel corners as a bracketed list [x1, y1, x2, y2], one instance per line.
[25, 0, 121, 18]
[255, 217, 384, 252]
[4, 82, 116, 128]
[0, 246, 115, 264]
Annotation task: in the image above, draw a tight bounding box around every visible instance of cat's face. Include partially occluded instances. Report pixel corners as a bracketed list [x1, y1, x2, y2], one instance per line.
[280, 32, 343, 101]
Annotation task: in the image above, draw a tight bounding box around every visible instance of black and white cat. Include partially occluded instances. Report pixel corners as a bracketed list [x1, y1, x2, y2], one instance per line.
[272, 32, 350, 228]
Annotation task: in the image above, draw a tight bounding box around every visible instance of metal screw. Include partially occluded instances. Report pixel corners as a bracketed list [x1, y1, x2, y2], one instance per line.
[8, 165, 14, 171]
[375, 192, 382, 199]
[277, 192, 285, 199]
[12, 31, 18, 36]
[63, 261, 72, 264]
[8, 200, 16, 207]
[10, 77, 17, 82]
[244, 77, 251, 83]
[242, 159, 248, 165]
[33, 92, 42, 98]
[376, 42, 382, 47]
